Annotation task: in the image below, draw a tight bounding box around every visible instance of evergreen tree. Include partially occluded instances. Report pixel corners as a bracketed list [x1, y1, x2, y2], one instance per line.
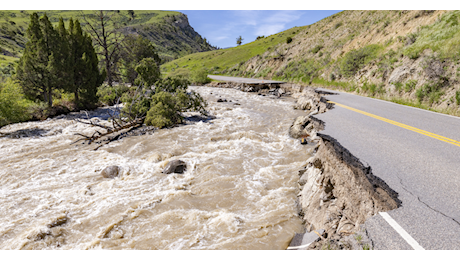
[16, 13, 62, 107]
[120, 34, 161, 84]
[66, 18, 104, 108]
[16, 13, 103, 108]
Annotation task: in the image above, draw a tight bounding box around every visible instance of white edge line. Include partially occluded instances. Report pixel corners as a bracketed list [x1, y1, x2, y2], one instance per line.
[379, 212, 425, 250]
[287, 242, 312, 250]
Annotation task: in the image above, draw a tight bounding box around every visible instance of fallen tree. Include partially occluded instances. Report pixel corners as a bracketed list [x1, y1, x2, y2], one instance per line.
[72, 74, 208, 150]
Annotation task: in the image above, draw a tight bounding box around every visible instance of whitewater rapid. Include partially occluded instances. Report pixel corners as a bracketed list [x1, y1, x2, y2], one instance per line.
[0, 86, 315, 249]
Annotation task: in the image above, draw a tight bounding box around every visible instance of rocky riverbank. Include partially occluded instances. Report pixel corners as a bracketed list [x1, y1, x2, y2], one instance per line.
[205, 81, 401, 250]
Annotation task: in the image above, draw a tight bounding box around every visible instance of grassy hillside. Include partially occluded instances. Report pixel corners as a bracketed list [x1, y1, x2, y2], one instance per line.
[162, 10, 460, 116]
[161, 26, 304, 75]
[0, 10, 215, 73]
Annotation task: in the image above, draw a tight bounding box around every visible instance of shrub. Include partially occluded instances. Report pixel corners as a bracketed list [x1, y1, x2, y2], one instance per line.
[340, 44, 381, 77]
[456, 90, 460, 105]
[190, 68, 211, 85]
[145, 89, 207, 128]
[404, 80, 417, 92]
[97, 84, 130, 106]
[0, 79, 33, 127]
[394, 82, 403, 92]
[286, 37, 293, 44]
[415, 80, 445, 104]
[310, 45, 323, 54]
[135, 57, 161, 86]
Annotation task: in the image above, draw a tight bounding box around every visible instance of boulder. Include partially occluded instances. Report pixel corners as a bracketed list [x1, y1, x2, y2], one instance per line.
[101, 166, 120, 178]
[163, 160, 187, 174]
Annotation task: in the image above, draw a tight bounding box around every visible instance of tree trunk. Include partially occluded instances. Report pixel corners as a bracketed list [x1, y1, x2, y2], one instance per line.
[48, 86, 53, 107]
[74, 89, 79, 106]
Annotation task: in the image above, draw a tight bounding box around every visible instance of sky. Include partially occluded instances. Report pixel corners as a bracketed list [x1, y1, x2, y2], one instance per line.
[176, 10, 341, 48]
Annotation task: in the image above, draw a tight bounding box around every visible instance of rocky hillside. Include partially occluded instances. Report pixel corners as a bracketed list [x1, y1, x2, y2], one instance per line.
[125, 13, 216, 63]
[0, 10, 216, 73]
[165, 10, 460, 116]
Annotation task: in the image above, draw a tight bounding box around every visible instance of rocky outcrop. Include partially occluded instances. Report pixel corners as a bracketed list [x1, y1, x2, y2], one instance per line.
[163, 160, 187, 174]
[289, 116, 324, 139]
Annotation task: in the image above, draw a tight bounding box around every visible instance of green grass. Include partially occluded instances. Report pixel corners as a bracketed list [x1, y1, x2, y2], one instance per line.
[403, 11, 460, 60]
[161, 26, 306, 74]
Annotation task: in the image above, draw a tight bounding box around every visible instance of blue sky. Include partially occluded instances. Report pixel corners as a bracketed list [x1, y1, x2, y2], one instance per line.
[176, 10, 341, 48]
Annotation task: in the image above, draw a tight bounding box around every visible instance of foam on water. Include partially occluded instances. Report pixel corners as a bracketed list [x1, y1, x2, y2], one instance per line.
[0, 86, 314, 249]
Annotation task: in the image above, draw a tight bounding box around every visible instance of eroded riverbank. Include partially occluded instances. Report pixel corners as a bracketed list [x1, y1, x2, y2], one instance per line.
[211, 80, 401, 250]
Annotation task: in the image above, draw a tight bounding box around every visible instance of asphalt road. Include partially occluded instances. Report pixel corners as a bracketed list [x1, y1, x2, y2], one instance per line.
[314, 88, 460, 250]
[208, 75, 285, 84]
[207, 75, 460, 249]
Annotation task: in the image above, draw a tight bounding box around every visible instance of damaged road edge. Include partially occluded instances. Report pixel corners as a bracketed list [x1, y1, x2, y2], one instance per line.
[288, 86, 401, 250]
[204, 80, 402, 250]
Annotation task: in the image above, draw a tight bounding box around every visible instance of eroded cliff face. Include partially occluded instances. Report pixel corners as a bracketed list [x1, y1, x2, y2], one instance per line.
[124, 13, 216, 62]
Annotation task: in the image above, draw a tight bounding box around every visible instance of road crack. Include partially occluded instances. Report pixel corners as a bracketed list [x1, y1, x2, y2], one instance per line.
[397, 176, 460, 226]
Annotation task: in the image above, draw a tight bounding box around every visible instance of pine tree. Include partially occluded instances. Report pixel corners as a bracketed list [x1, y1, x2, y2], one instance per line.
[16, 13, 62, 107]
[67, 18, 104, 108]
[120, 34, 161, 84]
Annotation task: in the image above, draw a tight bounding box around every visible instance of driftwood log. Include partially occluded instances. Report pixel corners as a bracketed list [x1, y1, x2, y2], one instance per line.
[71, 110, 146, 150]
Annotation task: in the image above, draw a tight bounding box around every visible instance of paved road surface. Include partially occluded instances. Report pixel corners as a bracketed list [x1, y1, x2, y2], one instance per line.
[315, 88, 460, 250]
[208, 75, 285, 84]
[206, 75, 460, 249]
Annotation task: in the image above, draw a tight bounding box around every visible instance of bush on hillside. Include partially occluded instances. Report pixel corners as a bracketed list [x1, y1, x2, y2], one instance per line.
[286, 37, 293, 44]
[340, 44, 381, 77]
[190, 68, 211, 85]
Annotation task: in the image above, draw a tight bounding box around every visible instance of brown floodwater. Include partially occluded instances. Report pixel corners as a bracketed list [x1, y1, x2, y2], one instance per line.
[0, 86, 314, 249]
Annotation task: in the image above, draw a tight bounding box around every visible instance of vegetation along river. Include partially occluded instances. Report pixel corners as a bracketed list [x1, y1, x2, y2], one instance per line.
[0, 86, 315, 249]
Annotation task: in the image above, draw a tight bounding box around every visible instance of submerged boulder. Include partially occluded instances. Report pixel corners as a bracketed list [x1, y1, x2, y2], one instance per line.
[163, 160, 187, 174]
[101, 166, 120, 178]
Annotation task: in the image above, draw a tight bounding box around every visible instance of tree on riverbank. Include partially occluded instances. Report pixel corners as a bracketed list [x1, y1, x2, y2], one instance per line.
[16, 13, 63, 107]
[15, 13, 103, 108]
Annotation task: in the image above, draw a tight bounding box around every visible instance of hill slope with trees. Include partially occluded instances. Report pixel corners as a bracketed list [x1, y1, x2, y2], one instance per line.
[0, 10, 216, 75]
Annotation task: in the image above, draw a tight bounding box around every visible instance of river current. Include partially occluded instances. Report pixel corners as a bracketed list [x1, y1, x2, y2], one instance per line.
[0, 86, 315, 249]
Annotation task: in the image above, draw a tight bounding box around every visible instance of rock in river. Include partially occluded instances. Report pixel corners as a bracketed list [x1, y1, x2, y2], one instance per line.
[101, 166, 120, 178]
[163, 160, 187, 174]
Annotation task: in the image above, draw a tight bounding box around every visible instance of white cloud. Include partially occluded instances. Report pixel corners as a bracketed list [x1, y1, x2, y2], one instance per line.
[255, 10, 304, 36]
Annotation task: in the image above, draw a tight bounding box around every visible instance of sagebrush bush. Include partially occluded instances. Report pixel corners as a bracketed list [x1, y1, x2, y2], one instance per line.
[340, 44, 381, 77]
[286, 37, 293, 44]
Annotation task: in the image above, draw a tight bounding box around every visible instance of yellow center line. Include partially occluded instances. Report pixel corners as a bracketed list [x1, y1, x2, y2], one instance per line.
[328, 101, 460, 148]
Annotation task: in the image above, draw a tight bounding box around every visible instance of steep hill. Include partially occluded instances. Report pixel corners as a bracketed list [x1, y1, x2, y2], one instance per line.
[163, 10, 460, 116]
[0, 10, 216, 73]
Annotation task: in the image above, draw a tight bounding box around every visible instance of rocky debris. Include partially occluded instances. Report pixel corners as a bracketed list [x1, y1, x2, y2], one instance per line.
[101, 166, 120, 178]
[289, 115, 325, 139]
[217, 98, 227, 102]
[205, 81, 288, 97]
[297, 133, 400, 249]
[293, 88, 333, 116]
[163, 160, 187, 174]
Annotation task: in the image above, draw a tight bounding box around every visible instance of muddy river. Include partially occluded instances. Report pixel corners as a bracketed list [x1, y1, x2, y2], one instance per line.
[0, 86, 314, 249]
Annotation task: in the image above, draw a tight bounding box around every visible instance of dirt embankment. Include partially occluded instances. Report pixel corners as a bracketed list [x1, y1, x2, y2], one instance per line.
[206, 81, 401, 249]
[288, 88, 401, 249]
